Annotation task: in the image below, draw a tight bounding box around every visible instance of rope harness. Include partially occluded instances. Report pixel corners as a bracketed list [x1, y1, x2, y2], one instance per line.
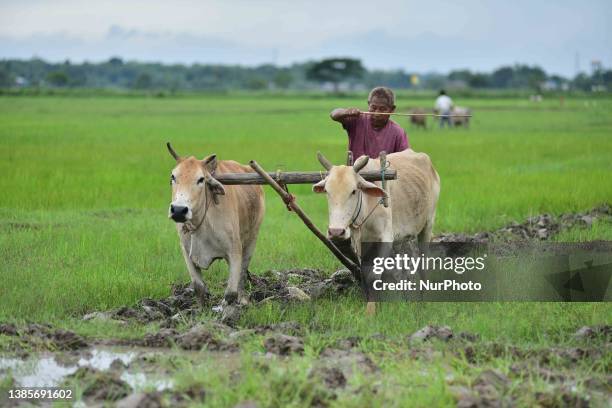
[184, 180, 215, 258]
[349, 159, 390, 230]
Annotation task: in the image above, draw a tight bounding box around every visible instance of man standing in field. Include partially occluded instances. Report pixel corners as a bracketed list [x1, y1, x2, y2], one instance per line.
[330, 86, 409, 159]
[434, 89, 453, 128]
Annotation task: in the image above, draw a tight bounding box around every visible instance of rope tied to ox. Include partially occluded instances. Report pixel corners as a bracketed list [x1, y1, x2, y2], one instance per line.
[350, 159, 390, 229]
[276, 168, 295, 211]
[184, 181, 214, 258]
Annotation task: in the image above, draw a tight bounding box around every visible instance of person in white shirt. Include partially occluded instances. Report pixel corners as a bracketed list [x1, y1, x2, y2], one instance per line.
[434, 90, 453, 128]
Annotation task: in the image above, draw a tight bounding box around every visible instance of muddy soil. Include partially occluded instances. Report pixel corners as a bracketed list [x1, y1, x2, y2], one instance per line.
[434, 203, 611, 243]
[71, 205, 612, 330]
[1, 206, 610, 406]
[2, 322, 610, 406]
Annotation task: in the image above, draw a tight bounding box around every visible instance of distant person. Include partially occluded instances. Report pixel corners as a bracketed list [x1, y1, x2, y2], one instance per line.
[434, 90, 453, 128]
[330, 86, 409, 159]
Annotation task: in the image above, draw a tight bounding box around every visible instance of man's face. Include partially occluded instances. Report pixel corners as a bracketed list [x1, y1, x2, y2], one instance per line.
[368, 96, 395, 129]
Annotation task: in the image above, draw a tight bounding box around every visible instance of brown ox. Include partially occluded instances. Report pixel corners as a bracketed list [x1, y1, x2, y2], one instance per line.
[410, 108, 427, 129]
[313, 150, 440, 313]
[166, 143, 265, 306]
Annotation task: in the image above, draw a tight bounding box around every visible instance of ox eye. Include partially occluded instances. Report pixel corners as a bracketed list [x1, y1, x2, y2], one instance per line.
[197, 177, 205, 185]
[352, 190, 357, 195]
[170, 175, 176, 184]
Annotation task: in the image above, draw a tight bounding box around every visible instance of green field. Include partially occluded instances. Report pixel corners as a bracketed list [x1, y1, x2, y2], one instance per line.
[1, 94, 611, 406]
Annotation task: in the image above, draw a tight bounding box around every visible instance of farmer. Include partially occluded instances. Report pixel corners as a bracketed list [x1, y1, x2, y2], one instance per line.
[434, 89, 453, 128]
[330, 86, 409, 159]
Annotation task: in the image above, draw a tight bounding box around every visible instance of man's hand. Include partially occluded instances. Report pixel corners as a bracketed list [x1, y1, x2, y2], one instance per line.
[330, 108, 361, 122]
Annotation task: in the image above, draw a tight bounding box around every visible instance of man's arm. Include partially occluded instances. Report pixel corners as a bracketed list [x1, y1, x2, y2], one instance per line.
[330, 108, 361, 123]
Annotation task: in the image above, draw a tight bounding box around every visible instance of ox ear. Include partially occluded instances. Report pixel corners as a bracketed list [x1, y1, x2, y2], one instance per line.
[312, 178, 326, 193]
[202, 154, 218, 174]
[358, 179, 386, 198]
[206, 176, 225, 196]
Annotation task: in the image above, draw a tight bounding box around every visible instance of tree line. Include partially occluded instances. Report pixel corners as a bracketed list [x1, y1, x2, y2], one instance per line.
[0, 57, 610, 92]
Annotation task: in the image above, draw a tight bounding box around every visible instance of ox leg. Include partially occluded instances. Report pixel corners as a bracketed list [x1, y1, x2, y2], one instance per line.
[238, 241, 257, 305]
[179, 243, 210, 303]
[224, 251, 244, 305]
[418, 211, 436, 244]
[366, 302, 376, 316]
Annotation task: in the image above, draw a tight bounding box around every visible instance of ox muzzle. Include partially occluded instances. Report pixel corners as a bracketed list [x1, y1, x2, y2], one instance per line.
[169, 204, 191, 223]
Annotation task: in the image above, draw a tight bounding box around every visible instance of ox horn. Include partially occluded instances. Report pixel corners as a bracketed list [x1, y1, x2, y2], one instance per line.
[353, 155, 369, 173]
[166, 142, 180, 161]
[317, 151, 333, 171]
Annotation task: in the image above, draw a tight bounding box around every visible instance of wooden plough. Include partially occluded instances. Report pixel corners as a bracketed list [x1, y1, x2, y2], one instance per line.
[216, 152, 396, 279]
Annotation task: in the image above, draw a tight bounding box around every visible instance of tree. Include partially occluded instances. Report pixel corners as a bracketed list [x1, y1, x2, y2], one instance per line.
[468, 73, 490, 88]
[108, 57, 123, 66]
[0, 68, 11, 87]
[133, 73, 152, 89]
[306, 58, 365, 92]
[245, 77, 268, 90]
[46, 71, 69, 87]
[273, 70, 293, 89]
[491, 66, 514, 88]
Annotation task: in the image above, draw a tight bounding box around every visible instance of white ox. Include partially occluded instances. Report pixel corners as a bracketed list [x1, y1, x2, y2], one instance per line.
[451, 106, 471, 128]
[313, 150, 440, 245]
[313, 150, 440, 312]
[167, 143, 265, 306]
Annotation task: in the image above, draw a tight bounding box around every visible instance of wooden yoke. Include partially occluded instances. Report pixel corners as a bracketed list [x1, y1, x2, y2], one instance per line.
[214, 169, 396, 185]
[249, 160, 362, 279]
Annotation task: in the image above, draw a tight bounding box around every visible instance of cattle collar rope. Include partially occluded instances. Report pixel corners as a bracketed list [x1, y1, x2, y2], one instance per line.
[184, 182, 215, 257]
[350, 192, 385, 230]
[350, 161, 390, 230]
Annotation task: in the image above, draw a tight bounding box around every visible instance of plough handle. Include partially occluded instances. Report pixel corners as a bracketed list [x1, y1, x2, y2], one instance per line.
[249, 160, 361, 276]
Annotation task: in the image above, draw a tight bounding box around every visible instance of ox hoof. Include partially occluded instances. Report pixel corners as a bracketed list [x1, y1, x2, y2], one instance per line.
[221, 304, 242, 326]
[224, 290, 238, 305]
[238, 293, 250, 306]
[191, 282, 211, 305]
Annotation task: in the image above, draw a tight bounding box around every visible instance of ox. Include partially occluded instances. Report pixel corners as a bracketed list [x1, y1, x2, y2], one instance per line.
[313, 150, 440, 313]
[410, 108, 427, 129]
[451, 106, 471, 128]
[166, 143, 265, 306]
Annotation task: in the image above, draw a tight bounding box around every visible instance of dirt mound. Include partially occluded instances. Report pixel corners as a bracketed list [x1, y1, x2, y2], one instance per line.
[249, 268, 355, 303]
[460, 342, 608, 367]
[434, 204, 611, 243]
[252, 321, 303, 336]
[263, 333, 304, 356]
[115, 383, 207, 408]
[573, 325, 611, 340]
[409, 325, 454, 342]
[176, 324, 237, 351]
[115, 323, 236, 351]
[109, 283, 204, 325]
[450, 368, 512, 407]
[312, 347, 379, 388]
[65, 367, 132, 402]
[91, 268, 354, 327]
[0, 323, 88, 352]
[0, 323, 17, 336]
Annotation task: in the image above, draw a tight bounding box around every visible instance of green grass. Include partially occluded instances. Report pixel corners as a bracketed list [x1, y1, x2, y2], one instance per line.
[0, 94, 611, 406]
[1, 94, 611, 319]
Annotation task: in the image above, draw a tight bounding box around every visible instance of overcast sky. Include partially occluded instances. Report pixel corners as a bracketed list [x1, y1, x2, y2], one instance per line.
[1, 0, 610, 76]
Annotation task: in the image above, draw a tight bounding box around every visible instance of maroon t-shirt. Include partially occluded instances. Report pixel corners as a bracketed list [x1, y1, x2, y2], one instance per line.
[341, 115, 409, 159]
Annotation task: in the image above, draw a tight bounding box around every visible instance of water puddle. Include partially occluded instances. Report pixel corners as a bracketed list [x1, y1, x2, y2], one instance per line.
[0, 347, 174, 391]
